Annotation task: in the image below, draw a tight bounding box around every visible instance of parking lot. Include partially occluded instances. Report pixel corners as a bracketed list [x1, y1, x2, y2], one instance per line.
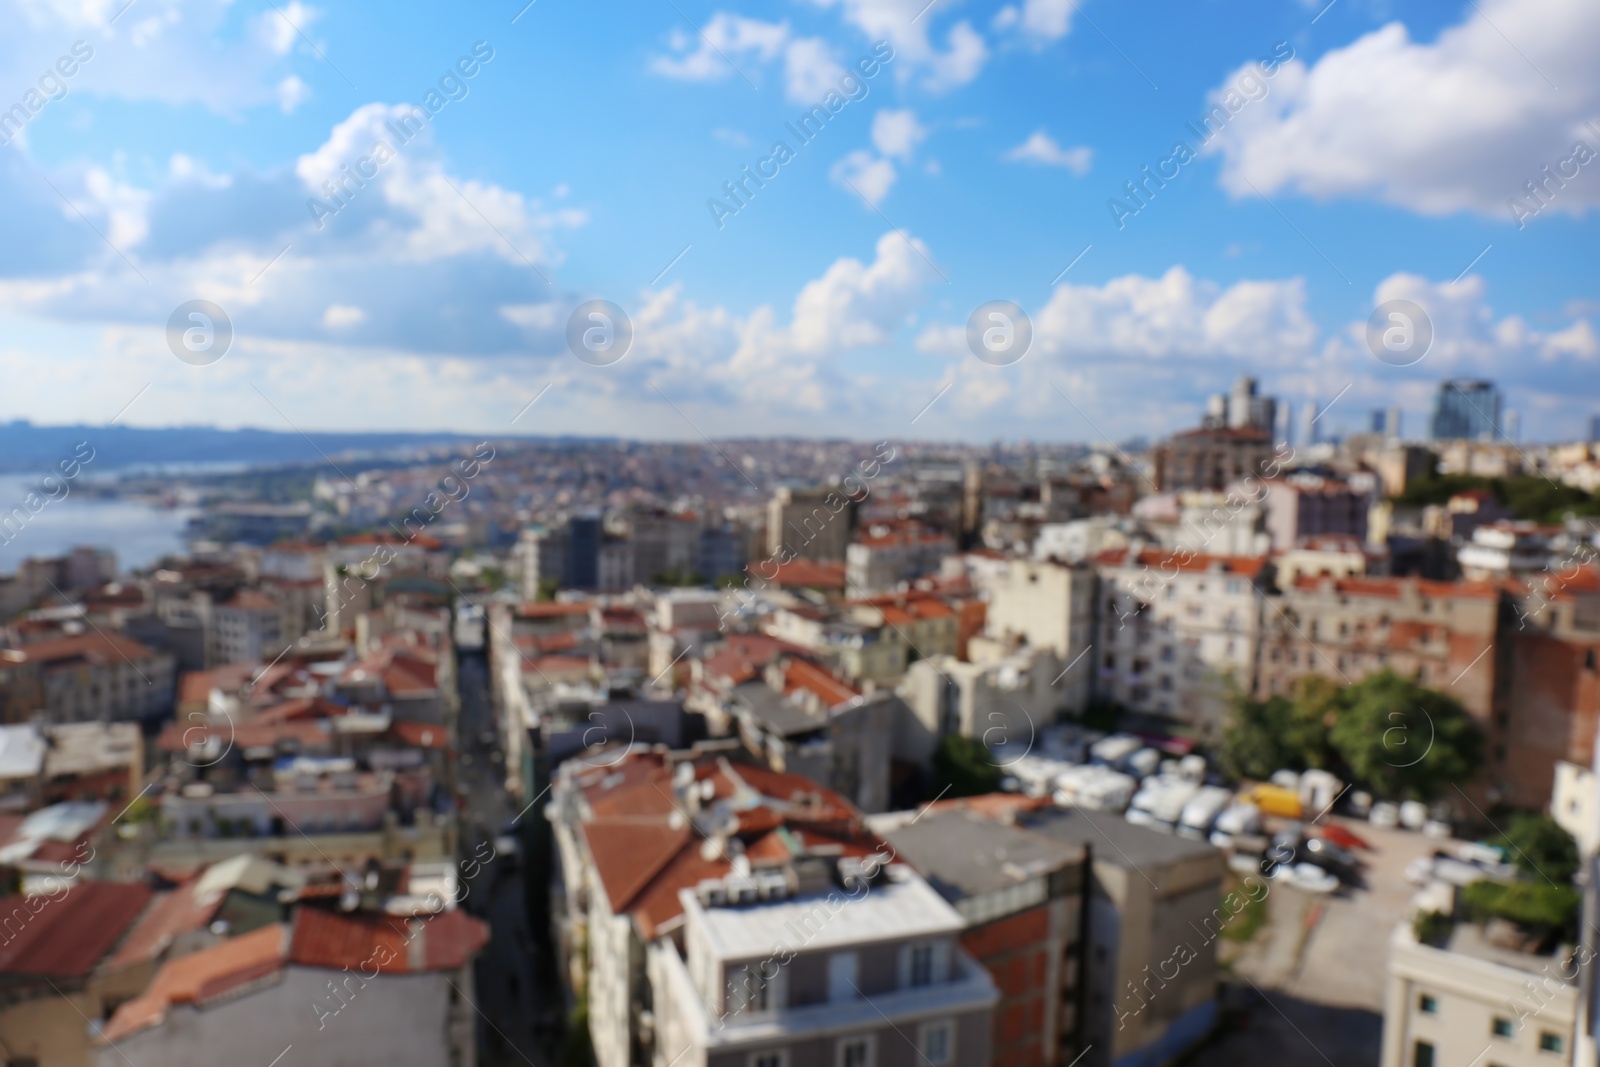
[1186, 817, 1444, 1066]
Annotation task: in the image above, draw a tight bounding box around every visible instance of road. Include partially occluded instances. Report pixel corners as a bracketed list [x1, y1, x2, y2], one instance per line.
[455, 647, 560, 1067]
[1186, 817, 1442, 1067]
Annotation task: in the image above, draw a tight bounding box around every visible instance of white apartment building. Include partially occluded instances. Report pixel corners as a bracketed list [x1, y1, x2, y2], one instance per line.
[1093, 549, 1267, 735]
[213, 589, 284, 664]
[649, 863, 999, 1067]
[1381, 920, 1578, 1067]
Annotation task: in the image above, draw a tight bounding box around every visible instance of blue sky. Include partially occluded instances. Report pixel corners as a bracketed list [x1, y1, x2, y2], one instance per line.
[0, 0, 1596, 443]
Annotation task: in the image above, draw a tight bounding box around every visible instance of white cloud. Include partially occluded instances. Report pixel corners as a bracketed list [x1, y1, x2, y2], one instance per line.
[782, 37, 847, 102]
[807, 0, 988, 90]
[0, 0, 323, 111]
[257, 1, 318, 56]
[871, 108, 925, 160]
[831, 150, 898, 207]
[276, 74, 311, 114]
[1019, 0, 1074, 41]
[1004, 130, 1092, 175]
[1203, 0, 1600, 220]
[648, 13, 853, 104]
[322, 304, 364, 328]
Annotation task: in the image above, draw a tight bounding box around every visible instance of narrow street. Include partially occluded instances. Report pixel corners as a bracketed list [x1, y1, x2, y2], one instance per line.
[455, 643, 560, 1067]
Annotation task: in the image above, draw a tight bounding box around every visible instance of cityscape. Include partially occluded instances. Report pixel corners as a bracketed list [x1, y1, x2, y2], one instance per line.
[2, 2, 1599, 1067]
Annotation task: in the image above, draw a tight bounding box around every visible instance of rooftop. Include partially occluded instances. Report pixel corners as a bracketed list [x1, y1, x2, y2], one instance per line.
[1020, 806, 1220, 873]
[683, 869, 964, 959]
[879, 808, 1085, 904]
[0, 881, 152, 979]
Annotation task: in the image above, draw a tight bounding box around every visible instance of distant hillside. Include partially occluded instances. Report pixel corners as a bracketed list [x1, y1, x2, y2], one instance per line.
[0, 421, 494, 472]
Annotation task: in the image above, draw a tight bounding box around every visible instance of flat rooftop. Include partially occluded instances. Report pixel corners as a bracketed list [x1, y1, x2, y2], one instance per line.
[683, 868, 963, 960]
[1021, 806, 1219, 872]
[880, 809, 1084, 903]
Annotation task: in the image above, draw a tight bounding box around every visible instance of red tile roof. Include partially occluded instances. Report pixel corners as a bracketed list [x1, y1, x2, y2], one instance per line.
[105, 875, 223, 972]
[390, 721, 451, 750]
[782, 658, 859, 708]
[288, 906, 488, 973]
[765, 559, 847, 590]
[1287, 575, 1501, 600]
[1096, 548, 1270, 579]
[0, 881, 152, 978]
[2, 632, 160, 668]
[517, 602, 591, 619]
[100, 923, 288, 1042]
[573, 752, 869, 938]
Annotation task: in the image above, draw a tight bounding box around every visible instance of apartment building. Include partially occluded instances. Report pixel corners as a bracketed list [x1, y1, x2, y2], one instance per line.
[212, 588, 284, 664]
[1151, 426, 1276, 492]
[1498, 570, 1600, 809]
[1260, 472, 1370, 551]
[1020, 805, 1226, 1067]
[1255, 576, 1500, 720]
[903, 643, 1066, 760]
[1381, 919, 1577, 1067]
[877, 802, 1090, 1067]
[549, 750, 996, 1067]
[981, 559, 1095, 714]
[1093, 550, 1269, 736]
[768, 486, 859, 563]
[0, 631, 177, 726]
[97, 906, 489, 1067]
[846, 523, 955, 593]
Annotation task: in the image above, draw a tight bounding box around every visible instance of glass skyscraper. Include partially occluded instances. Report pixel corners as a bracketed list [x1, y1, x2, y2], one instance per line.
[1430, 379, 1502, 441]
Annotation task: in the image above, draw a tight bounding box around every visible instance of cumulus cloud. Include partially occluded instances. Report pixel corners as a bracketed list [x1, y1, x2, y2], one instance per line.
[807, 0, 988, 91]
[911, 265, 1599, 438]
[1004, 130, 1092, 175]
[993, 0, 1075, 44]
[0, 0, 323, 111]
[276, 74, 311, 114]
[831, 109, 924, 207]
[0, 102, 584, 358]
[871, 108, 925, 159]
[649, 13, 848, 104]
[1202, 0, 1600, 221]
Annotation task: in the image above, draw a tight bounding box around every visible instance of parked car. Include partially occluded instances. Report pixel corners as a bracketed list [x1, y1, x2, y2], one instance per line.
[1369, 801, 1400, 828]
[1300, 836, 1358, 880]
[1399, 800, 1429, 829]
[1273, 862, 1340, 895]
[1316, 823, 1371, 852]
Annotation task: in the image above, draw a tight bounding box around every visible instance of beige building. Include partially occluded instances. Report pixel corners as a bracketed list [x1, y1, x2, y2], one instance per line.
[1020, 804, 1227, 1067]
[980, 559, 1095, 713]
[1381, 920, 1578, 1067]
[0, 631, 177, 726]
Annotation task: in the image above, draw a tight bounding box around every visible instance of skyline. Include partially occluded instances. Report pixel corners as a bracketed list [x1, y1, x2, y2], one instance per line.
[0, 0, 1596, 443]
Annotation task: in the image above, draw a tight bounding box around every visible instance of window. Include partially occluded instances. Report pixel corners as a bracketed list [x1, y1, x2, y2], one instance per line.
[910, 944, 935, 986]
[836, 1036, 875, 1067]
[727, 964, 780, 1015]
[828, 952, 859, 1003]
[1417, 994, 1437, 1014]
[1414, 1040, 1435, 1067]
[1540, 1032, 1565, 1053]
[1492, 1017, 1513, 1038]
[751, 1054, 787, 1067]
[920, 1021, 954, 1065]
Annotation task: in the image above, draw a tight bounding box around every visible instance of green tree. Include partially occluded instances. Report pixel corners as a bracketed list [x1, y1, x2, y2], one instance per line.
[1328, 670, 1484, 801]
[1220, 695, 1298, 781]
[1490, 813, 1579, 884]
[931, 734, 1003, 798]
[1218, 676, 1333, 781]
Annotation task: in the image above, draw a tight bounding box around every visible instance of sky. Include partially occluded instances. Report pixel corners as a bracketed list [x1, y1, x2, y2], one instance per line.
[0, 0, 1596, 444]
